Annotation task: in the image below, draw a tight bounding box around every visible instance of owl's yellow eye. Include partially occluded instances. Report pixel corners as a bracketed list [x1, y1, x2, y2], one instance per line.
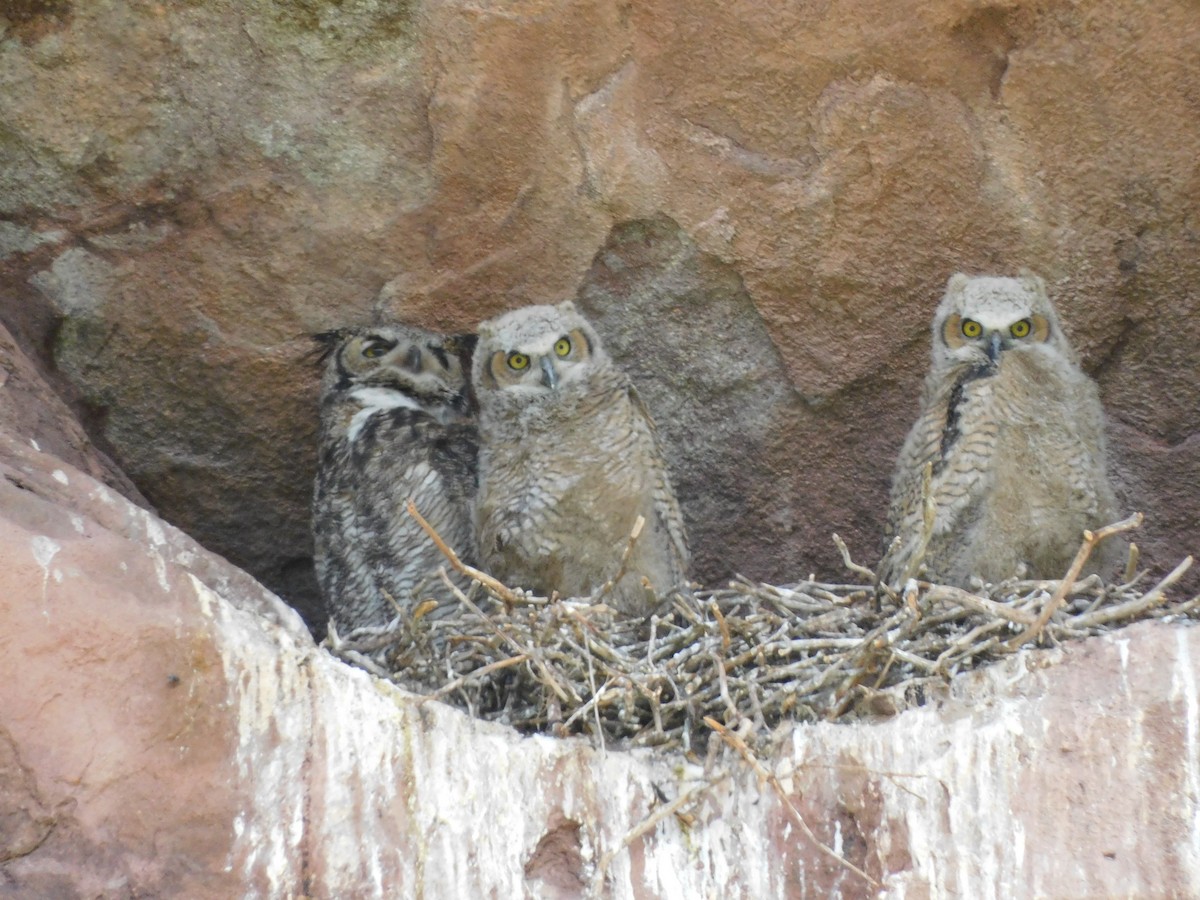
[506, 352, 530, 371]
[961, 319, 983, 339]
[554, 337, 571, 357]
[362, 342, 391, 359]
[1010, 318, 1032, 338]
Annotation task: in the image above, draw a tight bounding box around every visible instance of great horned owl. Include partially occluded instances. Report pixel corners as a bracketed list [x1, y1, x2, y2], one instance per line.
[882, 272, 1121, 588]
[472, 301, 690, 615]
[312, 324, 478, 634]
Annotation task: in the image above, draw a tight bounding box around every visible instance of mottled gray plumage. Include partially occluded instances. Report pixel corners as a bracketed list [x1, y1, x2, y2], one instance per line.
[311, 324, 478, 634]
[882, 273, 1121, 587]
[472, 301, 690, 615]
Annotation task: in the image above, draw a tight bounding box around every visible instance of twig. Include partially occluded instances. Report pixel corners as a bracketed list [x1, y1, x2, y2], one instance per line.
[407, 499, 526, 607]
[594, 515, 646, 603]
[705, 717, 879, 888]
[1006, 513, 1144, 650]
[713, 654, 739, 722]
[587, 777, 724, 897]
[421, 654, 529, 702]
[1071, 556, 1193, 629]
[581, 622, 606, 752]
[711, 600, 732, 654]
[923, 585, 1037, 625]
[833, 533, 879, 584]
[1124, 542, 1140, 585]
[438, 569, 574, 703]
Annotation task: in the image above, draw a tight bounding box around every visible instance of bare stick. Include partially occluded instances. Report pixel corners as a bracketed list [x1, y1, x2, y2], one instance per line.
[582, 625, 607, 753]
[407, 499, 526, 607]
[560, 674, 618, 734]
[833, 533, 879, 584]
[438, 569, 573, 703]
[713, 654, 739, 722]
[1006, 513, 1144, 650]
[588, 777, 724, 897]
[1124, 542, 1140, 585]
[422, 654, 530, 702]
[594, 515, 646, 603]
[1071, 555, 1193, 629]
[381, 588, 405, 618]
[923, 585, 1037, 625]
[711, 600, 732, 654]
[705, 717, 879, 888]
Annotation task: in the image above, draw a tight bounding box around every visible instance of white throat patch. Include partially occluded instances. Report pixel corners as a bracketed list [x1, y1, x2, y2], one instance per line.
[346, 387, 422, 442]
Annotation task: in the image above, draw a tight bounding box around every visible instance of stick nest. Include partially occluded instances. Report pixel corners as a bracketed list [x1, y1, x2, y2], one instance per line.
[325, 512, 1197, 752]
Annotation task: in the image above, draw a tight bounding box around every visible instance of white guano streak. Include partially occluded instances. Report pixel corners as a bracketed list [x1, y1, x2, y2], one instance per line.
[1176, 629, 1200, 893]
[191, 575, 308, 900]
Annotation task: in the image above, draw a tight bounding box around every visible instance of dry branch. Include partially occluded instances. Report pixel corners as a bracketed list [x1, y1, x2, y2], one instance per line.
[706, 717, 879, 888]
[406, 499, 526, 607]
[1006, 513, 1144, 649]
[587, 776, 722, 897]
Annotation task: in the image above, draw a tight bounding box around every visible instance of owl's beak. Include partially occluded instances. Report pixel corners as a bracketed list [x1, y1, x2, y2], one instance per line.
[540, 356, 559, 389]
[986, 331, 1004, 364]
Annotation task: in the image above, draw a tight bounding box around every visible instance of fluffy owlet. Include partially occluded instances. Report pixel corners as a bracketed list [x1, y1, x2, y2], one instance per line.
[882, 273, 1121, 587]
[472, 301, 690, 615]
[311, 324, 478, 634]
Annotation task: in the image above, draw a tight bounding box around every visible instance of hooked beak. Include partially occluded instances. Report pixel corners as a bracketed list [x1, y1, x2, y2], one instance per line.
[540, 356, 559, 389]
[404, 344, 423, 372]
[986, 331, 1003, 365]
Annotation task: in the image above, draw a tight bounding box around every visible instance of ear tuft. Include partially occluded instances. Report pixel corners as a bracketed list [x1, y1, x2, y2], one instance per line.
[446, 332, 478, 357]
[1017, 269, 1047, 294]
[946, 272, 971, 294]
[310, 330, 345, 366]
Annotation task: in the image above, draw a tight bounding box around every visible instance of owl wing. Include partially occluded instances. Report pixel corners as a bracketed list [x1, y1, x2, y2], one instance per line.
[366, 409, 480, 567]
[312, 428, 388, 631]
[1065, 375, 1118, 521]
[628, 383, 691, 584]
[883, 371, 992, 582]
[314, 400, 480, 633]
[1024, 372, 1123, 570]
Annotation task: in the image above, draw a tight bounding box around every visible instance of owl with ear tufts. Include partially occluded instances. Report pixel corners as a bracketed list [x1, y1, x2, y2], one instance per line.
[881, 272, 1121, 588]
[471, 301, 690, 615]
[311, 324, 478, 635]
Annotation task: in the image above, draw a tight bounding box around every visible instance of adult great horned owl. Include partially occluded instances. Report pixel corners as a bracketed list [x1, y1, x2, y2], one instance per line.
[312, 324, 478, 634]
[472, 301, 690, 615]
[882, 273, 1121, 588]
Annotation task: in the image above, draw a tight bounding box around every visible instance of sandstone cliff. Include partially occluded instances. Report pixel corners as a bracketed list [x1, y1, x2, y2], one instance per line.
[2, 3, 1199, 895]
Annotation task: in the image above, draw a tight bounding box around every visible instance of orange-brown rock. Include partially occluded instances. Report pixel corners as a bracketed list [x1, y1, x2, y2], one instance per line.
[0, 2, 1196, 622]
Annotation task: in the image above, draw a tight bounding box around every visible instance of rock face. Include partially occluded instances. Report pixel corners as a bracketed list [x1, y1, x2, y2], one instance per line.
[0, 319, 141, 504]
[1, 3, 1197, 622]
[3, 404, 1200, 898]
